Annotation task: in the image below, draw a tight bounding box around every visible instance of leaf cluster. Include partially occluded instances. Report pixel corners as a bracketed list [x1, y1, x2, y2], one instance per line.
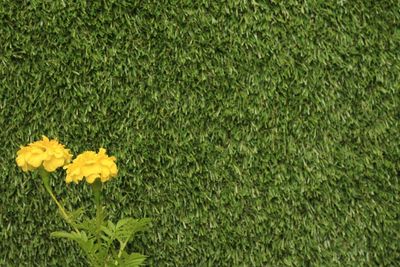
[51, 208, 150, 267]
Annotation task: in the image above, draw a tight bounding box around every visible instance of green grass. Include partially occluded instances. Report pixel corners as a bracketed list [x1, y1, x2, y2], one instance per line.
[1, 1, 399, 266]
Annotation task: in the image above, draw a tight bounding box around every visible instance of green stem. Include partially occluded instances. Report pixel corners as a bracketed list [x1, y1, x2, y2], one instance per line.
[39, 168, 79, 233]
[117, 238, 129, 258]
[92, 179, 103, 245]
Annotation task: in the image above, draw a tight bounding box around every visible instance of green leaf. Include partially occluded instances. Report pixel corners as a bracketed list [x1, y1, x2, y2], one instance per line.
[76, 209, 107, 235]
[67, 207, 85, 223]
[76, 218, 98, 234]
[101, 221, 116, 240]
[50, 231, 87, 242]
[114, 218, 151, 245]
[51, 230, 105, 266]
[118, 252, 147, 267]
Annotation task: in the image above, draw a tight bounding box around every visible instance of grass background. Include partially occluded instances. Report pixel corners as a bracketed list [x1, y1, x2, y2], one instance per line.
[1, 1, 399, 266]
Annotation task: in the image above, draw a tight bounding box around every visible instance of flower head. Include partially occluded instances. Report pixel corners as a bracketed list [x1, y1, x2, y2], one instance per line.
[64, 148, 118, 184]
[16, 136, 72, 172]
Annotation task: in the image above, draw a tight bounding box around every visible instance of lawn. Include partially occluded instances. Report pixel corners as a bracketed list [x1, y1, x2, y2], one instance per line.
[0, 1, 399, 266]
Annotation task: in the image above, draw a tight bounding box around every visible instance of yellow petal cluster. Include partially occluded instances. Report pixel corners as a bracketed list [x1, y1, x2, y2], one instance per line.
[16, 136, 72, 172]
[64, 148, 118, 184]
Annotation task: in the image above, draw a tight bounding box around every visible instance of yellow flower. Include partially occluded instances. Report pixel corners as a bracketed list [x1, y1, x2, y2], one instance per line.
[64, 148, 118, 184]
[16, 136, 72, 172]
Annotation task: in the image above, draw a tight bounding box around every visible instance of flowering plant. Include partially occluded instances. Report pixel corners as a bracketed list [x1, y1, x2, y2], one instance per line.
[16, 136, 150, 266]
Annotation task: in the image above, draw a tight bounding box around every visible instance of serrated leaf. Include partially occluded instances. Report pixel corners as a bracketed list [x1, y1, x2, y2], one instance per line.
[51, 230, 103, 265]
[67, 207, 85, 223]
[51, 231, 87, 242]
[114, 218, 151, 244]
[118, 252, 147, 267]
[101, 225, 114, 238]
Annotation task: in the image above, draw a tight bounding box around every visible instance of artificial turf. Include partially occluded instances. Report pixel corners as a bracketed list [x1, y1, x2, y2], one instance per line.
[0, 1, 399, 266]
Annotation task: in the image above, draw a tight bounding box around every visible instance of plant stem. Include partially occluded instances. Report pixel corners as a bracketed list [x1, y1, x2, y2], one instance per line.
[39, 168, 79, 233]
[117, 238, 129, 258]
[92, 179, 103, 245]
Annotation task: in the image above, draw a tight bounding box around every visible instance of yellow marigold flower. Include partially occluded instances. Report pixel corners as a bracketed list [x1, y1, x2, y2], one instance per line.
[16, 136, 72, 172]
[64, 148, 118, 184]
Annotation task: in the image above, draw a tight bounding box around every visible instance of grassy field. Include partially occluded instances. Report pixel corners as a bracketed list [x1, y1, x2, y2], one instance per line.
[0, 1, 399, 266]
